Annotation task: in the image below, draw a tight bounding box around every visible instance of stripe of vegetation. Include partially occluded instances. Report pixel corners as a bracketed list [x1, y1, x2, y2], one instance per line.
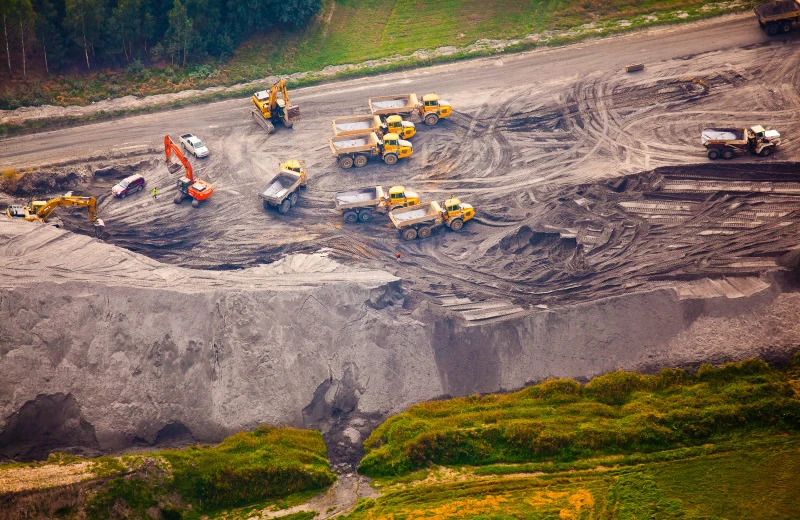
[359, 353, 800, 477]
[83, 425, 335, 519]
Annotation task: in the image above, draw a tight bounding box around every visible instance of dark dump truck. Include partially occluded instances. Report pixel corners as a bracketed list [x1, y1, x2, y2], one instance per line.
[754, 0, 800, 35]
[259, 168, 306, 214]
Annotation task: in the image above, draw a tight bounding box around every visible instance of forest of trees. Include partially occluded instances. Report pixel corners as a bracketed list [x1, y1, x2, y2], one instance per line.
[0, 0, 321, 80]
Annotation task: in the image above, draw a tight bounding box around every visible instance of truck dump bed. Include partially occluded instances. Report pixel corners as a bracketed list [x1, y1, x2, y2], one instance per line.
[259, 171, 301, 203]
[335, 186, 385, 210]
[754, 0, 800, 19]
[389, 201, 442, 228]
[701, 128, 745, 144]
[369, 94, 419, 115]
[329, 132, 380, 155]
[332, 115, 382, 136]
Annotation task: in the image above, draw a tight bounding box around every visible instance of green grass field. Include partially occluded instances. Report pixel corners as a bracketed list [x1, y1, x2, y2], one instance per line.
[0, 0, 756, 110]
[342, 355, 800, 519]
[343, 434, 800, 519]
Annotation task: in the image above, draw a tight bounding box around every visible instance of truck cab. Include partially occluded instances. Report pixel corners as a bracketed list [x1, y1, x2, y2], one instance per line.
[386, 185, 419, 210]
[383, 115, 416, 139]
[280, 159, 307, 187]
[380, 133, 413, 164]
[419, 94, 452, 126]
[443, 197, 475, 230]
[748, 125, 781, 156]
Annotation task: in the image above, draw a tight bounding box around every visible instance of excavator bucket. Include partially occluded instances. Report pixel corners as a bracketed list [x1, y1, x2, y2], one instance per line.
[167, 161, 183, 174]
[93, 218, 105, 236]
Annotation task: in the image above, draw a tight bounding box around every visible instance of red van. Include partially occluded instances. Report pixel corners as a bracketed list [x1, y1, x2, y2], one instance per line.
[112, 174, 146, 198]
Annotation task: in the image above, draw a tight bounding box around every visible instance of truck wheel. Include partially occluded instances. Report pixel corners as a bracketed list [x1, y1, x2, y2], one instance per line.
[424, 113, 439, 126]
[390, 203, 405, 211]
[359, 209, 372, 222]
[418, 226, 432, 239]
[354, 155, 368, 168]
[449, 218, 464, 231]
[289, 192, 299, 207]
[760, 146, 773, 157]
[383, 153, 398, 165]
[402, 228, 418, 241]
[343, 211, 358, 224]
[767, 23, 779, 36]
[782, 22, 792, 33]
[174, 194, 183, 204]
[722, 147, 735, 160]
[263, 200, 271, 211]
[120, 192, 126, 199]
[279, 199, 291, 214]
[191, 199, 200, 208]
[339, 156, 354, 169]
[707, 149, 720, 160]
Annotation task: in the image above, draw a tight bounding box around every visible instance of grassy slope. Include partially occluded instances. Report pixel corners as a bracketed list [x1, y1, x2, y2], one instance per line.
[0, 0, 756, 109]
[0, 426, 334, 519]
[344, 434, 800, 519]
[346, 355, 800, 518]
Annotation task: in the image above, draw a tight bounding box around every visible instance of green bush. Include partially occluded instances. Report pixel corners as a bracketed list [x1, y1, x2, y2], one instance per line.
[584, 371, 655, 405]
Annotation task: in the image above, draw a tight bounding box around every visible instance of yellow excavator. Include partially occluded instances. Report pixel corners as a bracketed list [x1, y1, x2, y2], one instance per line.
[6, 194, 105, 232]
[251, 78, 300, 134]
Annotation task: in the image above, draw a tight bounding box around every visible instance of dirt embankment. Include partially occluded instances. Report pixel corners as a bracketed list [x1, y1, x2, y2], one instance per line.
[2, 219, 800, 472]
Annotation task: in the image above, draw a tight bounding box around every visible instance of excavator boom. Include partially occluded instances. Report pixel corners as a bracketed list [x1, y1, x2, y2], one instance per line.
[164, 135, 194, 182]
[35, 196, 100, 223]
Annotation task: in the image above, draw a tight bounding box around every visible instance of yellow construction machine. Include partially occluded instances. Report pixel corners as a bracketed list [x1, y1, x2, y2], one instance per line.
[251, 78, 300, 133]
[6, 194, 105, 232]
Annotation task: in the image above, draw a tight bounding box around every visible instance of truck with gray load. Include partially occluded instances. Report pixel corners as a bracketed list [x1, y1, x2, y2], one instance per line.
[334, 185, 420, 223]
[702, 125, 781, 159]
[389, 197, 475, 240]
[259, 167, 306, 214]
[754, 0, 800, 35]
[329, 131, 413, 169]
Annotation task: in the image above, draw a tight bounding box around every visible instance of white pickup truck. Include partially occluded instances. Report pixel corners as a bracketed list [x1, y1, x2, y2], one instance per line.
[179, 133, 209, 158]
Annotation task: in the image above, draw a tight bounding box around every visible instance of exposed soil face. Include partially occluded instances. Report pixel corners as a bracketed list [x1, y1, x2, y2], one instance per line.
[1, 19, 800, 478]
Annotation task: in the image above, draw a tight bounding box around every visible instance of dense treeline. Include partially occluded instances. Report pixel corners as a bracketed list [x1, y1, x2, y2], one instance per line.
[0, 0, 321, 79]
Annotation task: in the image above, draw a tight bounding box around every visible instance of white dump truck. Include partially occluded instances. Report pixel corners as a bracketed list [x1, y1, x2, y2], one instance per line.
[389, 197, 475, 240]
[334, 185, 420, 223]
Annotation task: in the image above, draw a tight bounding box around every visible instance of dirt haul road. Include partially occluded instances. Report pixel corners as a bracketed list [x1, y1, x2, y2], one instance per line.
[2, 14, 800, 467]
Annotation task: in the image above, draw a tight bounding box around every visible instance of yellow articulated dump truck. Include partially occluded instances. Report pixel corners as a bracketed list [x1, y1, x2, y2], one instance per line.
[369, 93, 452, 126]
[389, 197, 474, 240]
[329, 131, 412, 169]
[332, 114, 416, 140]
[334, 185, 420, 223]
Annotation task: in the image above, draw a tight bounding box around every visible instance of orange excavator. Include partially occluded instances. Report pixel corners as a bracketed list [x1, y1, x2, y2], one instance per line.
[164, 135, 214, 207]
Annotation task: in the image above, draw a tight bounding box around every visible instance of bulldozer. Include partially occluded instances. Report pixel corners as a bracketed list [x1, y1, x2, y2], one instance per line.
[164, 135, 214, 207]
[251, 78, 300, 134]
[6, 194, 105, 234]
